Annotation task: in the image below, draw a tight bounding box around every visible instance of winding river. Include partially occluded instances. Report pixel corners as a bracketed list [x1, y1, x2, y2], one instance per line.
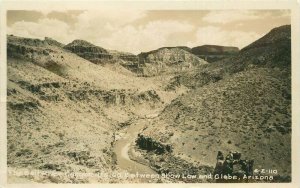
[113, 117, 158, 177]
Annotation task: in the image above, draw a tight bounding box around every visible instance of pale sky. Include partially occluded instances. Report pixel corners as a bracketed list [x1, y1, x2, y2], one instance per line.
[7, 10, 290, 54]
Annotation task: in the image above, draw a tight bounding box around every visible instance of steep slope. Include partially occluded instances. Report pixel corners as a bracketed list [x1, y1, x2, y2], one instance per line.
[242, 25, 291, 52]
[137, 47, 208, 76]
[136, 25, 291, 182]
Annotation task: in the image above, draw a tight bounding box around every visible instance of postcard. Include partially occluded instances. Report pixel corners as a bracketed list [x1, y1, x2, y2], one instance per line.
[0, 0, 299, 187]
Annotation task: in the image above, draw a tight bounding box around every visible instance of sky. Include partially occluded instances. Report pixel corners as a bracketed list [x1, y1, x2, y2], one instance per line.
[7, 10, 290, 54]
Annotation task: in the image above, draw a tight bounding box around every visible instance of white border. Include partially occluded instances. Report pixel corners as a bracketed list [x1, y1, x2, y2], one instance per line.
[0, 1, 299, 188]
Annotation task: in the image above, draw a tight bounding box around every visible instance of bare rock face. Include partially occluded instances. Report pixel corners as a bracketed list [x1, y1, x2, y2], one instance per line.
[64, 40, 113, 64]
[137, 47, 208, 76]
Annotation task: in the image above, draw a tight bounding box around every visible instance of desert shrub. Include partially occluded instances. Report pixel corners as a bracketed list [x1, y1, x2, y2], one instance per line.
[16, 148, 32, 156]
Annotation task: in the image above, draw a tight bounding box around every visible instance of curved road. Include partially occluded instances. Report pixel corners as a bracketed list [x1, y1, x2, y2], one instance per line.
[113, 118, 157, 181]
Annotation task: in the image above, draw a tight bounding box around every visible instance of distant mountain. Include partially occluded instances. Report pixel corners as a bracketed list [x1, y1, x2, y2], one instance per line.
[191, 45, 239, 55]
[190, 45, 239, 62]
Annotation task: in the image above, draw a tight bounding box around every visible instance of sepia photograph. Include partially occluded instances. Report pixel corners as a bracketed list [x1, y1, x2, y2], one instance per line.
[0, 1, 299, 186]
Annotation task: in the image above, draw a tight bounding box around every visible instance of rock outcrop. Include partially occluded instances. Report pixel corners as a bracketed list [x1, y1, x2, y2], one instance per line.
[136, 134, 172, 154]
[213, 151, 254, 182]
[137, 47, 208, 76]
[139, 47, 204, 65]
[64, 40, 139, 66]
[7, 35, 54, 59]
[64, 40, 113, 64]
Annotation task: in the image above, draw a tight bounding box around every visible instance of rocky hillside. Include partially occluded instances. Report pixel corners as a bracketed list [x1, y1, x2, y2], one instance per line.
[191, 45, 239, 62]
[242, 25, 291, 52]
[137, 25, 291, 182]
[137, 47, 208, 76]
[7, 35, 186, 183]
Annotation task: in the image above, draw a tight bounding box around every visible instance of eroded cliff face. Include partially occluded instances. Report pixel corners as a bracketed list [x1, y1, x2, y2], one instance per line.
[137, 47, 208, 76]
[7, 35, 55, 59]
[64, 40, 113, 64]
[139, 47, 205, 65]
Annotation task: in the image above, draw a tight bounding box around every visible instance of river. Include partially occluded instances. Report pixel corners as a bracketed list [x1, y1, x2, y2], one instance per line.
[113, 117, 158, 182]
